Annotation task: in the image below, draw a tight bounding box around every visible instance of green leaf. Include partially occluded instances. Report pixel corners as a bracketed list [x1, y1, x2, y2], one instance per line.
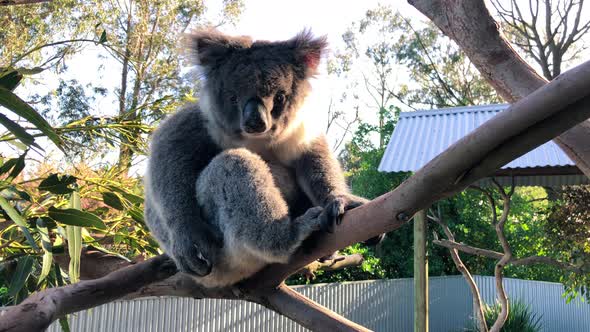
[120, 192, 144, 205]
[37, 218, 53, 284]
[0, 195, 39, 249]
[0, 69, 23, 91]
[48, 207, 107, 230]
[106, 185, 144, 204]
[0, 113, 39, 148]
[16, 67, 44, 75]
[59, 318, 71, 332]
[67, 191, 82, 283]
[8, 256, 34, 297]
[1, 185, 31, 201]
[128, 206, 144, 224]
[0, 86, 63, 149]
[38, 174, 77, 194]
[102, 192, 124, 210]
[0, 153, 26, 181]
[99, 30, 107, 44]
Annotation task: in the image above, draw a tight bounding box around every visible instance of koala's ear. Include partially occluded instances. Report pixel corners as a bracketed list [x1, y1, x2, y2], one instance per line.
[288, 30, 328, 76]
[187, 29, 252, 67]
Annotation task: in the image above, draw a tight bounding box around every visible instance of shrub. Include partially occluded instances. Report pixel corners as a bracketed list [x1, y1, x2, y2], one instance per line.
[466, 299, 542, 332]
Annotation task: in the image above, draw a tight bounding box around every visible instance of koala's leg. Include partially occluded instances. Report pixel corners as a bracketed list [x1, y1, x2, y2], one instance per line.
[197, 148, 324, 263]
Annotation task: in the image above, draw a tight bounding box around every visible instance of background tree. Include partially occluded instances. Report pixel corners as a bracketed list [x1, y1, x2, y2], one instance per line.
[491, 0, 590, 80]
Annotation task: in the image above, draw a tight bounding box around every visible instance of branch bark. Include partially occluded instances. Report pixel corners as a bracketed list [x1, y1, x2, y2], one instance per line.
[296, 254, 364, 281]
[2, 59, 590, 331]
[409, 0, 590, 179]
[0, 0, 49, 5]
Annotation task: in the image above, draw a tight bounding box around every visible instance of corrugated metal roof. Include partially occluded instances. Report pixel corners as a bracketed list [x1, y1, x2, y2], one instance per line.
[378, 104, 584, 181]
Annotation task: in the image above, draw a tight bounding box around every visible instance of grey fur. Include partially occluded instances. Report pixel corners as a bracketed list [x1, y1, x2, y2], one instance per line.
[144, 29, 376, 288]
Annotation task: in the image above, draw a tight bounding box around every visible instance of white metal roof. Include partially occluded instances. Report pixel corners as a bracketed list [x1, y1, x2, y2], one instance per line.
[378, 104, 588, 186]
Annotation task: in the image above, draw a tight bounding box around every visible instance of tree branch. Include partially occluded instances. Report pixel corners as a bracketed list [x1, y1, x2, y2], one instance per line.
[296, 254, 364, 281]
[433, 239, 586, 273]
[0, 255, 178, 332]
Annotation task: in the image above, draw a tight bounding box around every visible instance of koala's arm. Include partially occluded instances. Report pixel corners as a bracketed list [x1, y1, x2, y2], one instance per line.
[293, 136, 363, 207]
[294, 136, 386, 245]
[145, 107, 222, 275]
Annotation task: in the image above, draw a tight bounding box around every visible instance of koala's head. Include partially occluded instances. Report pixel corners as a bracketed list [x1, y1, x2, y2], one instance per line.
[189, 29, 327, 143]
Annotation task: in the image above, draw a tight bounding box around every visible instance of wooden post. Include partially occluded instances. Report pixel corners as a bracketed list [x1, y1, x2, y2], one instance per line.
[414, 209, 428, 332]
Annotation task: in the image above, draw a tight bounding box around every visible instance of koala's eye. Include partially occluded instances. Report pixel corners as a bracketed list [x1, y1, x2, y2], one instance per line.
[229, 95, 238, 105]
[274, 91, 286, 105]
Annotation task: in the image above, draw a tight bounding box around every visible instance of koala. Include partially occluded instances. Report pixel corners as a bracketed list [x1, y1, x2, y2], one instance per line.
[144, 29, 381, 289]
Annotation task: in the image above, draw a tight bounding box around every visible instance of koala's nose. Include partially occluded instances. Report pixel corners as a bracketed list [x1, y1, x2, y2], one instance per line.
[242, 98, 269, 134]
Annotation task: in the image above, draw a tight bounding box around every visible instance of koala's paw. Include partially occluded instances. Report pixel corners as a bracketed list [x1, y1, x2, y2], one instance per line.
[321, 194, 368, 233]
[170, 224, 223, 277]
[295, 206, 324, 234]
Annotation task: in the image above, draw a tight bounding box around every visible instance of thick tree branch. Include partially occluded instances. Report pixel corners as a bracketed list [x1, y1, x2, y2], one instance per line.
[409, 0, 590, 179]
[0, 255, 178, 332]
[2, 59, 590, 331]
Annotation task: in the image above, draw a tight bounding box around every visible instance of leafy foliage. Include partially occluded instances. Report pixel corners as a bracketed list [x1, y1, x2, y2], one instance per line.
[466, 300, 543, 332]
[546, 186, 590, 301]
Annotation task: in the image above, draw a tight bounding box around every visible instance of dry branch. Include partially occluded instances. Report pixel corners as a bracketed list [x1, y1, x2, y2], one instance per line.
[2, 58, 590, 331]
[433, 239, 587, 274]
[430, 213, 488, 332]
[409, 0, 590, 178]
[296, 254, 364, 281]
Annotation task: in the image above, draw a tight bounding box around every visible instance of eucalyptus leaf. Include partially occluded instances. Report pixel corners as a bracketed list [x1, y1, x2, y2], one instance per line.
[48, 207, 107, 230]
[99, 30, 107, 44]
[0, 86, 63, 149]
[0, 195, 39, 249]
[38, 174, 77, 194]
[0, 113, 39, 148]
[67, 191, 82, 283]
[102, 192, 124, 210]
[7, 256, 34, 297]
[0, 69, 23, 91]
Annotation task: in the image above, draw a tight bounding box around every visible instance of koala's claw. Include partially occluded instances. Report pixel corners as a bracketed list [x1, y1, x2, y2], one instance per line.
[321, 195, 367, 233]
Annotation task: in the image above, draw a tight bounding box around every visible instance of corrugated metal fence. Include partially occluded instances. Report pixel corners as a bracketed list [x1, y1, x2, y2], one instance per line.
[3, 276, 589, 331]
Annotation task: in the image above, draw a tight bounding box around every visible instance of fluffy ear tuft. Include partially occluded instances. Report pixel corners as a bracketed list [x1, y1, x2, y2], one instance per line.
[289, 29, 328, 75]
[186, 28, 252, 67]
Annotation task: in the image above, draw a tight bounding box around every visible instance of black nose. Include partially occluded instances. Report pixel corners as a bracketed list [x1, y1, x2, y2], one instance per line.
[242, 98, 269, 134]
